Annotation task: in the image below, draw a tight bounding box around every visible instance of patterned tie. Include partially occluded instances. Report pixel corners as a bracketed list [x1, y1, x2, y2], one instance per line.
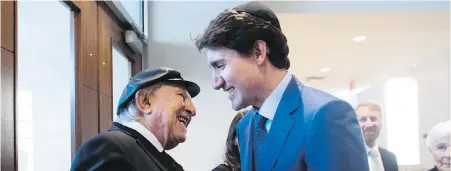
[254, 113, 268, 171]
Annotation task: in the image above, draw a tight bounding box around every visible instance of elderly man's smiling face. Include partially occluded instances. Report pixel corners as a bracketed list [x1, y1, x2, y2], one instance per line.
[430, 134, 451, 170]
[135, 83, 196, 150]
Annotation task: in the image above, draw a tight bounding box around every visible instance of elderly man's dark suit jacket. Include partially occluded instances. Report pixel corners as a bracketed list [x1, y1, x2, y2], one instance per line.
[71, 122, 183, 171]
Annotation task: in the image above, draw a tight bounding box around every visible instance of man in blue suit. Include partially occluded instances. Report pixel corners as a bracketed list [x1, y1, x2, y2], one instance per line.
[195, 2, 369, 171]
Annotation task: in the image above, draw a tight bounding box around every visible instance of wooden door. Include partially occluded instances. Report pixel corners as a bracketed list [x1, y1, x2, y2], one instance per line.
[97, 3, 142, 133]
[1, 1, 144, 169]
[2, 1, 17, 170]
[72, 1, 142, 154]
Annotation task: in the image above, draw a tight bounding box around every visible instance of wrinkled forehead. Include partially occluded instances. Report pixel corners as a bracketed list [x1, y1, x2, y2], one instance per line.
[433, 134, 451, 144]
[153, 83, 191, 97]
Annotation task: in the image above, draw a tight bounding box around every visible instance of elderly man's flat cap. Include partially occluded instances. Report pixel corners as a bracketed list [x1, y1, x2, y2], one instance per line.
[117, 67, 200, 114]
[232, 1, 281, 30]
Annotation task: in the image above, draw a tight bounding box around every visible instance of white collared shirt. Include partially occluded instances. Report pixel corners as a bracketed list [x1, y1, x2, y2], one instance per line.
[116, 120, 165, 152]
[257, 72, 293, 132]
[366, 145, 385, 171]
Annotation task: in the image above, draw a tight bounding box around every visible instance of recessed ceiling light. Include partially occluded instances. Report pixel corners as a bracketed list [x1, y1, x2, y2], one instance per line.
[353, 36, 366, 42]
[412, 64, 417, 68]
[320, 68, 331, 72]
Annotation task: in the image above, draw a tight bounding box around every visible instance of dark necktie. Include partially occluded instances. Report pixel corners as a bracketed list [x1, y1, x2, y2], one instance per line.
[254, 112, 268, 171]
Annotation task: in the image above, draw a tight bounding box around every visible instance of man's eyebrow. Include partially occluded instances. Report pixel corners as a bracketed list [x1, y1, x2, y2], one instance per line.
[209, 59, 223, 67]
[175, 89, 191, 98]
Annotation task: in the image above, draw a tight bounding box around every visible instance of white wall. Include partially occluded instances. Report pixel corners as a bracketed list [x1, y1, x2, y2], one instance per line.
[17, 1, 74, 171]
[259, 1, 449, 14]
[358, 51, 450, 169]
[112, 47, 132, 120]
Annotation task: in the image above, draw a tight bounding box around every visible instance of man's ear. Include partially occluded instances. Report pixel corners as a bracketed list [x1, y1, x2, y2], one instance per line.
[135, 89, 153, 114]
[254, 40, 268, 66]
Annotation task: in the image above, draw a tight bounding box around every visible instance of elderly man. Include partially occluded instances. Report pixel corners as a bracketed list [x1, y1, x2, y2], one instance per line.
[426, 120, 450, 171]
[355, 102, 398, 171]
[71, 67, 200, 171]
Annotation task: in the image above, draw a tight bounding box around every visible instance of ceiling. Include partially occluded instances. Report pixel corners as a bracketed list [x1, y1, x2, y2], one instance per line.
[148, 3, 449, 91]
[278, 12, 450, 90]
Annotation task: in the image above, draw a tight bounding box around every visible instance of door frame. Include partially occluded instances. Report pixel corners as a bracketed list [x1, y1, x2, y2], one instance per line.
[71, 0, 143, 159]
[0, 1, 145, 170]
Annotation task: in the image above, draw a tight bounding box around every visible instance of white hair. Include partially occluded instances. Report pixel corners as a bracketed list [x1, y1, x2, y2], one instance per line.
[115, 83, 165, 124]
[115, 102, 139, 123]
[426, 120, 451, 148]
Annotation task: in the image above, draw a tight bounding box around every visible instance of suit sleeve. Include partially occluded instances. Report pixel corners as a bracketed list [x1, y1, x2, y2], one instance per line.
[70, 135, 133, 171]
[305, 100, 369, 171]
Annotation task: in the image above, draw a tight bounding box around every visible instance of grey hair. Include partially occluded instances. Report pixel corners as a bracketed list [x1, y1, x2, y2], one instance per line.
[115, 99, 140, 123]
[115, 83, 165, 123]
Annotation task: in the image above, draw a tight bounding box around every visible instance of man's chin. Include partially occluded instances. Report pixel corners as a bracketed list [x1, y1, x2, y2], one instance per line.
[164, 141, 180, 150]
[178, 136, 186, 143]
[231, 101, 247, 111]
[364, 137, 376, 144]
[166, 136, 186, 149]
[364, 133, 379, 140]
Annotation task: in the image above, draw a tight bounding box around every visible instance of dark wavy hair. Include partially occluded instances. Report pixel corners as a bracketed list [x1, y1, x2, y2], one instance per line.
[195, 10, 290, 70]
[218, 109, 248, 171]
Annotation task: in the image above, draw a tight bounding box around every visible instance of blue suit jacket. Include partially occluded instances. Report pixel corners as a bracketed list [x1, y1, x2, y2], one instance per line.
[237, 77, 369, 171]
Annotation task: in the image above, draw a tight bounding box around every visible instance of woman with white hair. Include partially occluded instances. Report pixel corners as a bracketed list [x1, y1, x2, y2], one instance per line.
[426, 120, 450, 171]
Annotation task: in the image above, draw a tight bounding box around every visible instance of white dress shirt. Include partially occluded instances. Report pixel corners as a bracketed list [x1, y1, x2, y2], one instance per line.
[257, 72, 293, 132]
[117, 120, 164, 152]
[366, 145, 385, 171]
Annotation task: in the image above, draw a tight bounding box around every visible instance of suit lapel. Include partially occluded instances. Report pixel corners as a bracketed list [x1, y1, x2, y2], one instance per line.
[109, 122, 168, 171]
[379, 147, 389, 171]
[263, 78, 302, 170]
[135, 139, 168, 171]
[240, 109, 257, 171]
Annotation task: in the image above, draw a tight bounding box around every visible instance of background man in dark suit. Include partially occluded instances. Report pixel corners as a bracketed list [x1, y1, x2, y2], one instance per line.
[195, 2, 369, 171]
[356, 101, 399, 171]
[71, 67, 200, 171]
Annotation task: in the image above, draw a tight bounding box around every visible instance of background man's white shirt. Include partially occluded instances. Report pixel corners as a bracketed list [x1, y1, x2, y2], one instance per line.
[366, 145, 385, 171]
